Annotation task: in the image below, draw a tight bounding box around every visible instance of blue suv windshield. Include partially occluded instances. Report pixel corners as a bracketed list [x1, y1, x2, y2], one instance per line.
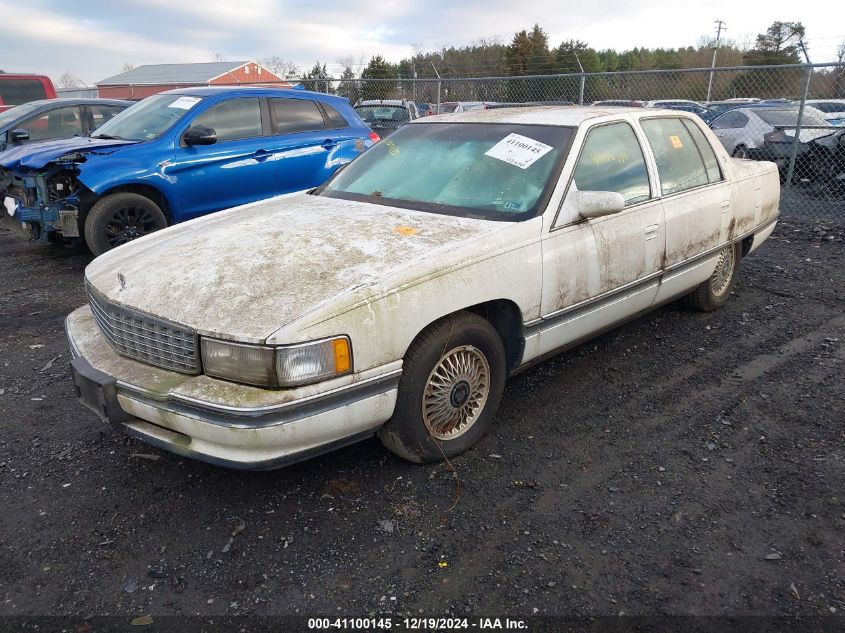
[92, 94, 205, 141]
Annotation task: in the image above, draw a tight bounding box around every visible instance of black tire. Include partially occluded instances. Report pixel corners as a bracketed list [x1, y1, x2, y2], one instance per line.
[683, 242, 742, 312]
[732, 144, 749, 159]
[378, 311, 507, 463]
[84, 192, 167, 256]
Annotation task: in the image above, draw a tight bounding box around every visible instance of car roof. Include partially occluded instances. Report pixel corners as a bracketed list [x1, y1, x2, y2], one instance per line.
[9, 97, 133, 108]
[415, 105, 661, 126]
[356, 100, 409, 106]
[162, 85, 350, 104]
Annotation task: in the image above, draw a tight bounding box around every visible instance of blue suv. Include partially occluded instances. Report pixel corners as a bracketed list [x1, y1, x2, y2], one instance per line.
[0, 87, 378, 255]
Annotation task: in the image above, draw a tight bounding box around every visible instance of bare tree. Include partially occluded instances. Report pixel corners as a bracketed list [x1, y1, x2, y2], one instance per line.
[58, 71, 82, 88]
[214, 52, 225, 62]
[258, 56, 299, 79]
[121, 63, 135, 73]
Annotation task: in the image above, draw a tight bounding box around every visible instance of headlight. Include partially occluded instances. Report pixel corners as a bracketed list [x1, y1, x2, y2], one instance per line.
[200, 336, 352, 388]
[201, 339, 277, 387]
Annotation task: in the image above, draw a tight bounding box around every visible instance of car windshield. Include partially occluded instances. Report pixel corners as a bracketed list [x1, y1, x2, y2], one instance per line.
[318, 122, 573, 221]
[0, 101, 44, 127]
[756, 108, 829, 127]
[91, 94, 204, 141]
[354, 106, 409, 123]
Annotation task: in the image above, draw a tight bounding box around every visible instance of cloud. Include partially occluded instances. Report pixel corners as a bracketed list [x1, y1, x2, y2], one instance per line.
[0, 0, 840, 85]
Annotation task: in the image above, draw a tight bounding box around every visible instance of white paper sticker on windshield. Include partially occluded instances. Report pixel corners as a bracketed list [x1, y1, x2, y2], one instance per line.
[168, 96, 201, 110]
[485, 133, 553, 169]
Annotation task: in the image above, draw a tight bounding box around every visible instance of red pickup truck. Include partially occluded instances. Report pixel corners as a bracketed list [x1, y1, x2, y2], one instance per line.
[0, 74, 57, 112]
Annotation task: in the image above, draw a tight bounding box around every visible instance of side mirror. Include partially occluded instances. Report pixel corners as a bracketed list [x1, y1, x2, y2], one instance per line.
[574, 190, 625, 219]
[183, 125, 217, 146]
[8, 128, 30, 144]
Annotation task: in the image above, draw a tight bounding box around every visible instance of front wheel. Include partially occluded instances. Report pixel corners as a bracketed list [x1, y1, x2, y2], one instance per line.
[379, 312, 507, 463]
[84, 192, 168, 256]
[683, 242, 742, 312]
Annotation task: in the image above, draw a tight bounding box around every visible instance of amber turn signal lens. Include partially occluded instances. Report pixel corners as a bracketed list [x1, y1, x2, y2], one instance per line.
[332, 338, 351, 373]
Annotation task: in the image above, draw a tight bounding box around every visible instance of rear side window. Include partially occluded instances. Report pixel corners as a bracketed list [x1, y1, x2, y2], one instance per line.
[681, 119, 722, 183]
[711, 111, 748, 130]
[270, 98, 326, 134]
[0, 79, 47, 106]
[572, 122, 651, 206]
[321, 103, 348, 129]
[193, 98, 262, 142]
[641, 118, 709, 195]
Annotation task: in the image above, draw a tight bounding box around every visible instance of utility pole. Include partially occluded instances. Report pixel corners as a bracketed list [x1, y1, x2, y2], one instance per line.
[574, 51, 586, 105]
[431, 62, 442, 114]
[706, 19, 726, 103]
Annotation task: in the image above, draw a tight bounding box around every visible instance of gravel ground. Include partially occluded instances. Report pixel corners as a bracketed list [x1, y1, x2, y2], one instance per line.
[0, 217, 843, 626]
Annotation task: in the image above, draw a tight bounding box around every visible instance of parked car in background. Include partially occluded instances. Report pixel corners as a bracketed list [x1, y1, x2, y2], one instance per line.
[415, 102, 433, 117]
[805, 99, 845, 126]
[591, 100, 645, 107]
[645, 99, 703, 109]
[0, 98, 131, 152]
[353, 99, 418, 137]
[437, 101, 489, 113]
[0, 87, 377, 254]
[65, 106, 779, 469]
[0, 74, 57, 112]
[660, 103, 709, 116]
[708, 106, 832, 171]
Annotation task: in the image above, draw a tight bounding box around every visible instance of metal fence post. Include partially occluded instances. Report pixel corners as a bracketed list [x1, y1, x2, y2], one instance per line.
[784, 64, 813, 191]
[436, 79, 441, 114]
[579, 74, 585, 105]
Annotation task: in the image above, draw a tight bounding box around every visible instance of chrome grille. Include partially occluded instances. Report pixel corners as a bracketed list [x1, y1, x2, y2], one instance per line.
[86, 284, 200, 374]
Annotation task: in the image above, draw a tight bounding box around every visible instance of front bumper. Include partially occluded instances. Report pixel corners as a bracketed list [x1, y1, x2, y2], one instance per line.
[66, 305, 401, 470]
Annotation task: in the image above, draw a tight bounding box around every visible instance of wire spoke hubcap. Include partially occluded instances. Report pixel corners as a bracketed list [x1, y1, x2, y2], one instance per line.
[711, 245, 736, 297]
[422, 345, 490, 441]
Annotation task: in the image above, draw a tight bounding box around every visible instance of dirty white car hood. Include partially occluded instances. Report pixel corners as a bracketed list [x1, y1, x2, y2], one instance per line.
[85, 193, 507, 342]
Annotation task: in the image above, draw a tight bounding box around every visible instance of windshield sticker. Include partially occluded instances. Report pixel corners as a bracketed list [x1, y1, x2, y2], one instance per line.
[485, 133, 553, 169]
[669, 135, 684, 149]
[168, 96, 202, 110]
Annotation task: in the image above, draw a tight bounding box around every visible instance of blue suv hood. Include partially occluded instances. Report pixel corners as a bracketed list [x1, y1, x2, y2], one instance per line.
[0, 137, 139, 171]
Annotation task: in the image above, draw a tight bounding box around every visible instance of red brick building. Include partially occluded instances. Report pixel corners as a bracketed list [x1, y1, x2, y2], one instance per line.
[97, 61, 291, 99]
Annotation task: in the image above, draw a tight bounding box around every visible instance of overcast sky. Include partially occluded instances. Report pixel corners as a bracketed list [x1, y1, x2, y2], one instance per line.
[1, 0, 841, 84]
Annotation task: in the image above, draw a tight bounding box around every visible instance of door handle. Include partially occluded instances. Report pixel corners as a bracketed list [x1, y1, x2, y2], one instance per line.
[720, 200, 731, 213]
[644, 224, 659, 240]
[321, 139, 338, 150]
[253, 149, 272, 162]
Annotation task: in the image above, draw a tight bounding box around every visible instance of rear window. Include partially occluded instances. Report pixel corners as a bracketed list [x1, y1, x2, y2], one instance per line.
[0, 79, 47, 106]
[354, 106, 409, 123]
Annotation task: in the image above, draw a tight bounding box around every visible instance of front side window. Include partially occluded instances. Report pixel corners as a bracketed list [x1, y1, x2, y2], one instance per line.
[270, 98, 326, 134]
[20, 106, 83, 141]
[319, 122, 573, 220]
[193, 98, 262, 142]
[89, 105, 124, 130]
[641, 118, 709, 195]
[572, 122, 651, 206]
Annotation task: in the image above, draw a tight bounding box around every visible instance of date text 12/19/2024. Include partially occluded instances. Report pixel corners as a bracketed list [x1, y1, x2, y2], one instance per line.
[307, 618, 528, 630]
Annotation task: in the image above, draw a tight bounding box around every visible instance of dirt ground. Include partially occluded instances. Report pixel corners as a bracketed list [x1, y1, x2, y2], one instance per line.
[0, 216, 843, 627]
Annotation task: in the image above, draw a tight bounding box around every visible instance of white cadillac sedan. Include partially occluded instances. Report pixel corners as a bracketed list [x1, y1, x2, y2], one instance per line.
[66, 107, 780, 469]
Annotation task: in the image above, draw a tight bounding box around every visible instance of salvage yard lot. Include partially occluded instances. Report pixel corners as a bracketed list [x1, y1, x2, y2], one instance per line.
[0, 218, 843, 618]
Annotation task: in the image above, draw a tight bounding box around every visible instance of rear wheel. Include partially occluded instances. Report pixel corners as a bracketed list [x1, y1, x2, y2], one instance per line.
[379, 312, 507, 463]
[732, 144, 749, 159]
[683, 242, 742, 312]
[84, 192, 167, 256]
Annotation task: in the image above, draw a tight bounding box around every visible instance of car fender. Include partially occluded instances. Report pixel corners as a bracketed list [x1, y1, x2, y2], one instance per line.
[77, 158, 180, 215]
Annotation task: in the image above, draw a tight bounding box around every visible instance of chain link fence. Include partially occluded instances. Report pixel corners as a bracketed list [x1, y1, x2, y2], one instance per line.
[227, 63, 845, 223]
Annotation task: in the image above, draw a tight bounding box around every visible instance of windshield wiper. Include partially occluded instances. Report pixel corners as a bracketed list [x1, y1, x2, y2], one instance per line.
[91, 134, 125, 140]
